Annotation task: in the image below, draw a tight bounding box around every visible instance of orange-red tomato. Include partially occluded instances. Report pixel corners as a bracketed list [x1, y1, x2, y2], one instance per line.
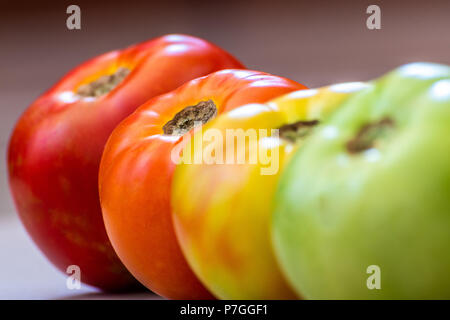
[8, 34, 244, 291]
[99, 69, 306, 299]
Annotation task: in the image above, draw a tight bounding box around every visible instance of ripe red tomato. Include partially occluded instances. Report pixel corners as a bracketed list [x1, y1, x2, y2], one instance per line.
[99, 69, 306, 298]
[8, 34, 244, 291]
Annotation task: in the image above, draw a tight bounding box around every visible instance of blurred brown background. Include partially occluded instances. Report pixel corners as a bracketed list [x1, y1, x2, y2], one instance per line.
[0, 0, 449, 299]
[1, 0, 450, 219]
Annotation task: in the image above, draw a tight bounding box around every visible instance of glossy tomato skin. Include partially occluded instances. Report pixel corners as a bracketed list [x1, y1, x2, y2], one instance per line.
[170, 82, 370, 299]
[272, 63, 450, 299]
[8, 34, 244, 291]
[99, 69, 305, 299]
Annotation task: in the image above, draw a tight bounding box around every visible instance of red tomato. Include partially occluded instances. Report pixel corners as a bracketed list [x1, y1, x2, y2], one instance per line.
[99, 69, 306, 298]
[8, 34, 244, 291]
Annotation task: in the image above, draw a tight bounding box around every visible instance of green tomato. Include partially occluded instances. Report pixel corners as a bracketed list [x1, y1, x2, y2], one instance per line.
[272, 62, 450, 299]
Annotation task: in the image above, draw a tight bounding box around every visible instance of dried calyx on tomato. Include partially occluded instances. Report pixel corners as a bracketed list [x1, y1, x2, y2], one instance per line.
[77, 67, 131, 97]
[163, 100, 217, 136]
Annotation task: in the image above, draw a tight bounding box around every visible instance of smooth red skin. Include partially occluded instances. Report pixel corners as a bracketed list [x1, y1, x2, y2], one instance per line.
[7, 34, 244, 291]
[99, 69, 305, 299]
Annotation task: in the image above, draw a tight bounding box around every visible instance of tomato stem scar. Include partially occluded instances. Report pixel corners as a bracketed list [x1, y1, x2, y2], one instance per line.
[278, 120, 319, 143]
[346, 117, 395, 153]
[76, 67, 130, 98]
[163, 100, 217, 136]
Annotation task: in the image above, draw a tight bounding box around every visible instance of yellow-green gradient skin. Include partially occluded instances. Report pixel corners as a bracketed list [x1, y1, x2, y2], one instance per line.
[272, 62, 450, 299]
[171, 82, 370, 299]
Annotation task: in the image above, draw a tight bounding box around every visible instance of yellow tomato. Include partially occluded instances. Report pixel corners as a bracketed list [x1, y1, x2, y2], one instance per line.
[171, 82, 370, 299]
